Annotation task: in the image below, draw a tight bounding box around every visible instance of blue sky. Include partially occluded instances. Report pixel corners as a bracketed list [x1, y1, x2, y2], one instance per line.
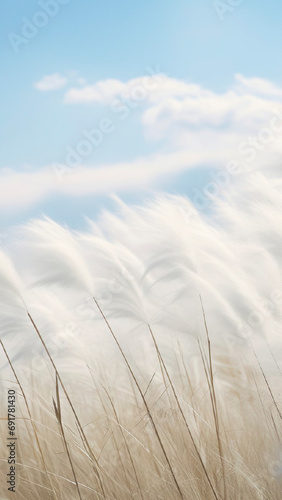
[1, 0, 282, 230]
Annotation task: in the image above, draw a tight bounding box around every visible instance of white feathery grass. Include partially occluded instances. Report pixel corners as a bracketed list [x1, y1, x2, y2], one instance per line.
[0, 248, 25, 306]
[0, 171, 281, 499]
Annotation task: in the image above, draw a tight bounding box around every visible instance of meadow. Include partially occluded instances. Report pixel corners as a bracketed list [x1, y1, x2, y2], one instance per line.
[0, 173, 281, 499]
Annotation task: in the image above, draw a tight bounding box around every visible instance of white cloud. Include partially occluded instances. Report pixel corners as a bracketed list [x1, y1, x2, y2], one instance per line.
[34, 73, 68, 91]
[4, 74, 282, 214]
[63, 73, 282, 152]
[0, 151, 208, 212]
[142, 89, 282, 145]
[64, 79, 128, 103]
[64, 74, 212, 104]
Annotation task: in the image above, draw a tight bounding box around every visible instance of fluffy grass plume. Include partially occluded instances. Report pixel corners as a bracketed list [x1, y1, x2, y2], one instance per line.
[0, 172, 281, 499]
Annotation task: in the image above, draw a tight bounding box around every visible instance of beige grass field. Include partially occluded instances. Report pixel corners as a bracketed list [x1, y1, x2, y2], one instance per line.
[0, 309, 281, 500]
[0, 186, 281, 499]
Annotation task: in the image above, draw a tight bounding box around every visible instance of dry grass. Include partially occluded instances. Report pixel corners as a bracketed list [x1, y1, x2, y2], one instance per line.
[0, 305, 281, 500]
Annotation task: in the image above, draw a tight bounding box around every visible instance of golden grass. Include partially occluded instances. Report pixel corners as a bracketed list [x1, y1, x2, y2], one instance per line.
[0, 305, 281, 500]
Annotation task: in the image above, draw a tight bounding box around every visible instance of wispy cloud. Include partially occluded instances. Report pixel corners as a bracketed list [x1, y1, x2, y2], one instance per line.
[63, 74, 208, 104]
[64, 79, 129, 103]
[235, 74, 282, 97]
[0, 151, 206, 212]
[34, 73, 68, 91]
